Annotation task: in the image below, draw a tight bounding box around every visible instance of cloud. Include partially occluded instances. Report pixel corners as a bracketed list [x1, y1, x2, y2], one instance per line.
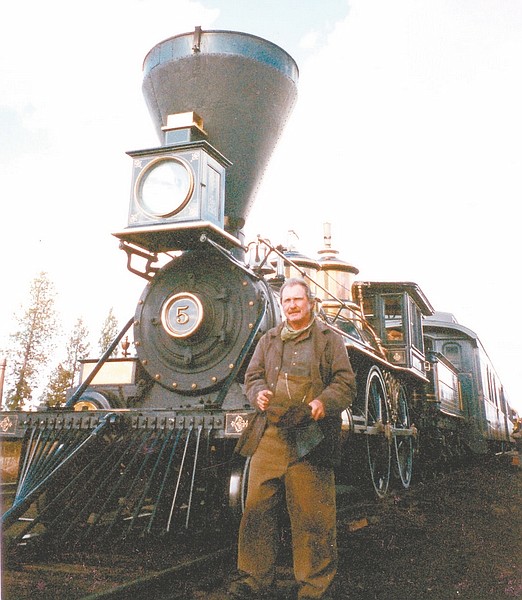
[1, 0, 520, 410]
[299, 31, 320, 50]
[248, 1, 522, 408]
[0, 1, 221, 347]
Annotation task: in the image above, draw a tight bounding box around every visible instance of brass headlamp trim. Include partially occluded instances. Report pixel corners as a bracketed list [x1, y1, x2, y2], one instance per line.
[134, 155, 195, 219]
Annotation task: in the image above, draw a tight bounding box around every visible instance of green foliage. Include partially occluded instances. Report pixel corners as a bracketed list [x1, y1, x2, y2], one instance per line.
[66, 317, 91, 386]
[2, 273, 120, 410]
[5, 272, 59, 410]
[42, 363, 74, 408]
[98, 308, 119, 356]
[42, 317, 91, 407]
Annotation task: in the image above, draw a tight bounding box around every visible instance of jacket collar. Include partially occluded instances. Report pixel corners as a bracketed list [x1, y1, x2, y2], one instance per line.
[269, 318, 331, 338]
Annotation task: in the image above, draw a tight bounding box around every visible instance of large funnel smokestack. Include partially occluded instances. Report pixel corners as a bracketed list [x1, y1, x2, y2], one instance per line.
[142, 28, 299, 231]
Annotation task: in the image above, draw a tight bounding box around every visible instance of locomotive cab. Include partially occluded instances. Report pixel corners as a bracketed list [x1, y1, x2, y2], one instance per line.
[355, 281, 434, 379]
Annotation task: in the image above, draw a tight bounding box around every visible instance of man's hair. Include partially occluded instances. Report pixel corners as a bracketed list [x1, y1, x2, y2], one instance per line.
[279, 277, 314, 302]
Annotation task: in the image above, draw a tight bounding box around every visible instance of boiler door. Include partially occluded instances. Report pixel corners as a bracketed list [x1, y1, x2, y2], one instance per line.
[134, 250, 264, 393]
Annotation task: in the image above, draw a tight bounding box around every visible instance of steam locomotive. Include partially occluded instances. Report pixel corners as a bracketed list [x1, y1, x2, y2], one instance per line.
[1, 28, 515, 547]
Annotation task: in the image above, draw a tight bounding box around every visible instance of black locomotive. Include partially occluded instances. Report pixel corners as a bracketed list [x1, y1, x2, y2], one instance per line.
[1, 28, 515, 546]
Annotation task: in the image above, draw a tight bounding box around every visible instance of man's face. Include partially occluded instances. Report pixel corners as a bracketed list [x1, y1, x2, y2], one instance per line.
[281, 284, 313, 330]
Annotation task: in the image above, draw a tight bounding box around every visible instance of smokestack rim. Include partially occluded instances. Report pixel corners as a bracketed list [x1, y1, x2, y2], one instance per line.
[142, 28, 299, 83]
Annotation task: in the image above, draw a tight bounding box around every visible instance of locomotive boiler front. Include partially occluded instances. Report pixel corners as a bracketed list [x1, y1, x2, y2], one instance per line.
[134, 248, 279, 409]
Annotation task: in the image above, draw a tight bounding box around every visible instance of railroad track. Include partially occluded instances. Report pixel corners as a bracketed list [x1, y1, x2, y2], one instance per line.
[1, 482, 17, 501]
[1, 480, 373, 600]
[4, 531, 237, 600]
[80, 546, 234, 600]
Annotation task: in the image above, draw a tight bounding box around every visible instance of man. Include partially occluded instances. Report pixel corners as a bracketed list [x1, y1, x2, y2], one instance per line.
[230, 278, 356, 599]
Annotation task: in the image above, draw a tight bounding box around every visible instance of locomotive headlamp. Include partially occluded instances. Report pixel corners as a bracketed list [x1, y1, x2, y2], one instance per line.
[115, 124, 234, 253]
[135, 156, 194, 218]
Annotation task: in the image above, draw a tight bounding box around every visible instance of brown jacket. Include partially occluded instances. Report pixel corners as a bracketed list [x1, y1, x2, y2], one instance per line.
[236, 319, 356, 466]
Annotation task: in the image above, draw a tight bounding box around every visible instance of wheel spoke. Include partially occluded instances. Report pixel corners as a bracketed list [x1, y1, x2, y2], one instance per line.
[365, 367, 391, 498]
[394, 386, 413, 489]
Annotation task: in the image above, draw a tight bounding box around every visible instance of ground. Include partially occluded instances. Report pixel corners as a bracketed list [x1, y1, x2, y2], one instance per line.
[215, 451, 521, 599]
[2, 452, 521, 599]
[328, 452, 521, 599]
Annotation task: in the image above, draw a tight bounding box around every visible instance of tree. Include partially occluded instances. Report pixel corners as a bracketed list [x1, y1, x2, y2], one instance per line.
[5, 272, 59, 410]
[41, 363, 74, 408]
[98, 308, 119, 356]
[42, 317, 90, 408]
[66, 317, 90, 385]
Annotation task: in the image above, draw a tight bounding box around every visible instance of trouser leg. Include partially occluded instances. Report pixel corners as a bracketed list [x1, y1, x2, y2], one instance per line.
[285, 461, 337, 599]
[237, 428, 287, 589]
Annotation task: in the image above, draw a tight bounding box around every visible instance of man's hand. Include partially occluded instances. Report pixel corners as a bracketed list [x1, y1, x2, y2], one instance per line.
[308, 399, 325, 421]
[256, 390, 273, 411]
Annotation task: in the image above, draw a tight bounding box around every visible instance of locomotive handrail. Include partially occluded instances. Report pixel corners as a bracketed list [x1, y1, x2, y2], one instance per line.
[251, 237, 401, 368]
[66, 316, 134, 407]
[200, 234, 258, 278]
[215, 295, 269, 405]
[256, 236, 364, 315]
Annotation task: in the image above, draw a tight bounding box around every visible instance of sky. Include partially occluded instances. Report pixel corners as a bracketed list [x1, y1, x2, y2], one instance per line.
[0, 0, 521, 411]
